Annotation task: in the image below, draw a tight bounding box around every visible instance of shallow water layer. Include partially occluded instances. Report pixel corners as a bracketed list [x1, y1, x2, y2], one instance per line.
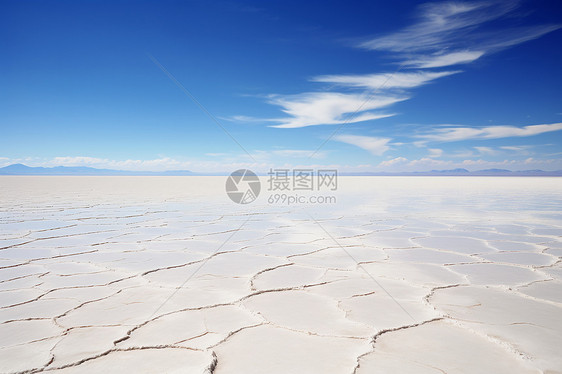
[0, 176, 561, 373]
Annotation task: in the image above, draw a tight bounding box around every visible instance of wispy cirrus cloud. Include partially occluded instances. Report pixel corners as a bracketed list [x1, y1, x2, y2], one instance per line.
[311, 70, 459, 89]
[474, 146, 497, 155]
[358, 1, 559, 68]
[404, 50, 484, 68]
[223, 115, 280, 123]
[358, 2, 508, 52]
[267, 92, 403, 129]
[473, 145, 532, 156]
[262, 70, 457, 129]
[418, 122, 562, 142]
[258, 70, 461, 129]
[500, 145, 532, 152]
[333, 135, 391, 156]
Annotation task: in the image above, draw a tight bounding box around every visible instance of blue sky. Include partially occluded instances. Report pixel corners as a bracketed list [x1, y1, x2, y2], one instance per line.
[1, 0, 561, 172]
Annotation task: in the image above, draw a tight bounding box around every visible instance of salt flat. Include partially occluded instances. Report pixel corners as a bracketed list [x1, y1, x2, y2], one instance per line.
[0, 176, 561, 373]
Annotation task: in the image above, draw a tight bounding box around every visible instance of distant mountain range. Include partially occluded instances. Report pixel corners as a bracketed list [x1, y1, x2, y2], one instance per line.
[0, 164, 196, 176]
[339, 168, 562, 176]
[1, 164, 561, 176]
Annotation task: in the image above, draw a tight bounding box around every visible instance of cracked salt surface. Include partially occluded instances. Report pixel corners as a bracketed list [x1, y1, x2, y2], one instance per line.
[0, 176, 561, 373]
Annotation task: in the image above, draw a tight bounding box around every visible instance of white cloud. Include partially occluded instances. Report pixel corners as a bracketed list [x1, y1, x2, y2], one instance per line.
[474, 146, 497, 155]
[369, 155, 562, 172]
[311, 70, 459, 89]
[405, 50, 484, 68]
[47, 156, 191, 171]
[419, 122, 562, 142]
[499, 145, 532, 155]
[428, 148, 443, 158]
[357, 1, 559, 67]
[481, 25, 562, 51]
[0, 157, 12, 168]
[520, 157, 558, 165]
[408, 157, 452, 167]
[391, 155, 562, 172]
[358, 2, 515, 52]
[223, 115, 280, 123]
[267, 92, 403, 128]
[379, 157, 408, 167]
[333, 135, 391, 156]
[50, 156, 108, 166]
[263, 71, 458, 129]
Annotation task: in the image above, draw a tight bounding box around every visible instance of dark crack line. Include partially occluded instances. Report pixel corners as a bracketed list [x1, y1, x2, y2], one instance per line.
[305, 211, 417, 323]
[352, 317, 444, 374]
[146, 217, 252, 319]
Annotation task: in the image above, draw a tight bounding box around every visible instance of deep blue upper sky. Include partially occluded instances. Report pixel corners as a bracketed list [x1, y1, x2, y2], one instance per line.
[1, 0, 561, 172]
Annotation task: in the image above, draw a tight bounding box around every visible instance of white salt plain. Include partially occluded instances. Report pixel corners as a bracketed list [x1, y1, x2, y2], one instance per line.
[0, 176, 561, 373]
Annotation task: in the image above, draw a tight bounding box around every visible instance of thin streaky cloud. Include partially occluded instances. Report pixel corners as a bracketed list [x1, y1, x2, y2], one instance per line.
[266, 92, 404, 129]
[474, 146, 497, 155]
[357, 1, 558, 68]
[311, 70, 459, 89]
[357, 1, 517, 52]
[500, 145, 531, 151]
[477, 24, 561, 51]
[418, 122, 562, 142]
[404, 50, 484, 68]
[222, 115, 282, 123]
[357, 1, 518, 53]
